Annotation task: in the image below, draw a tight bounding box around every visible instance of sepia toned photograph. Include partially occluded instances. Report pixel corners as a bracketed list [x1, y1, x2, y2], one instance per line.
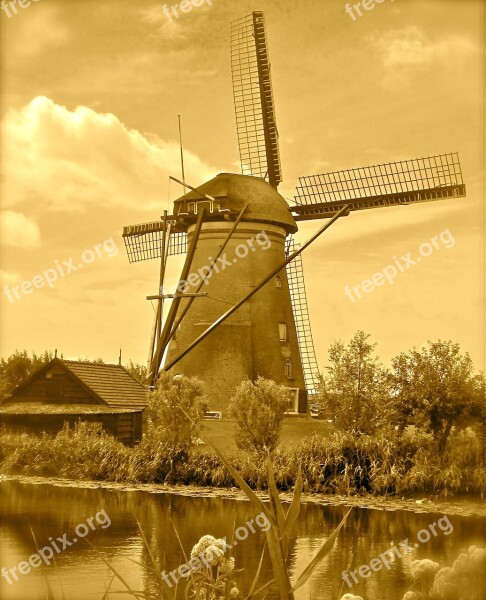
[0, 0, 484, 599]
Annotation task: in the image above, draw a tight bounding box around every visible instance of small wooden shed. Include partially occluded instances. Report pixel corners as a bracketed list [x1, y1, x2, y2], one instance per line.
[0, 359, 147, 445]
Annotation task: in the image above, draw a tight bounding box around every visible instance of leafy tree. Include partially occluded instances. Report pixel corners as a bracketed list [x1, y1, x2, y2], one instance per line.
[318, 331, 389, 434]
[145, 372, 207, 451]
[229, 377, 291, 455]
[76, 357, 105, 364]
[390, 340, 484, 451]
[0, 350, 53, 401]
[125, 360, 147, 384]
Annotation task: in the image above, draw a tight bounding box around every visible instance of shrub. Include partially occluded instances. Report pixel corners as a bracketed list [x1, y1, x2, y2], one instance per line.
[145, 372, 207, 452]
[0, 422, 484, 496]
[229, 377, 291, 455]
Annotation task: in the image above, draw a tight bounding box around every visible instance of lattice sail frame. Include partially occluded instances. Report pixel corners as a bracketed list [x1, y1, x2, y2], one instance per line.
[123, 222, 187, 264]
[285, 237, 320, 396]
[292, 153, 465, 220]
[230, 11, 282, 188]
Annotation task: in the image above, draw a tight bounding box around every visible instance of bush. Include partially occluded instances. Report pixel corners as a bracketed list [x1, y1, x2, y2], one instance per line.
[229, 377, 292, 455]
[0, 422, 130, 480]
[145, 372, 207, 452]
[0, 423, 484, 497]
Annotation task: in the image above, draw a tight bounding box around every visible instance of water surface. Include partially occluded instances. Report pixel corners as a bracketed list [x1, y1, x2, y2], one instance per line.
[0, 481, 484, 600]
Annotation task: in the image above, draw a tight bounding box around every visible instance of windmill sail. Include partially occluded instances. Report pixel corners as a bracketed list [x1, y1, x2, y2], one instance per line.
[123, 222, 187, 263]
[291, 153, 466, 220]
[230, 11, 282, 188]
[285, 236, 320, 396]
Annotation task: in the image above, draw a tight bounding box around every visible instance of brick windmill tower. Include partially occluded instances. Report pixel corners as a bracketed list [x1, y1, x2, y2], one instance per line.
[123, 12, 466, 414]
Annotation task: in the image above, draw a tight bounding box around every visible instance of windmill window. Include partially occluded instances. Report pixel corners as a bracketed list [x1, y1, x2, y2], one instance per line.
[285, 359, 292, 379]
[275, 275, 282, 288]
[284, 388, 299, 414]
[279, 323, 288, 342]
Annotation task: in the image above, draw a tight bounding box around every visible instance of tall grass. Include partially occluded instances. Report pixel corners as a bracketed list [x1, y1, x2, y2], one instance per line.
[0, 423, 484, 497]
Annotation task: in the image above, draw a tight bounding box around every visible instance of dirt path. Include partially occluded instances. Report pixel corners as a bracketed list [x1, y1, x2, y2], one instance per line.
[2, 474, 485, 517]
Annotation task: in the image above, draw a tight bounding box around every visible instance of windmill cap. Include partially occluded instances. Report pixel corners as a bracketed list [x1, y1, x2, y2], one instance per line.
[173, 173, 297, 234]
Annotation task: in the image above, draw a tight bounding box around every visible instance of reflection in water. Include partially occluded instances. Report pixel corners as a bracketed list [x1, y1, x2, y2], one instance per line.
[0, 481, 484, 600]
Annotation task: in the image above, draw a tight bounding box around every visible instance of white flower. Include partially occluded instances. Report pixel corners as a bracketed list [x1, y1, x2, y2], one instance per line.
[191, 535, 217, 559]
[219, 557, 235, 574]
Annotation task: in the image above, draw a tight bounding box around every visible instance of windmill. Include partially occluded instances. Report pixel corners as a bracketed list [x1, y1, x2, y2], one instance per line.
[122, 11, 466, 414]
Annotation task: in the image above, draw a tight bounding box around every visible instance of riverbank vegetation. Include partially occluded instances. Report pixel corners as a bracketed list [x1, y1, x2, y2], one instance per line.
[1, 421, 484, 497]
[0, 334, 484, 498]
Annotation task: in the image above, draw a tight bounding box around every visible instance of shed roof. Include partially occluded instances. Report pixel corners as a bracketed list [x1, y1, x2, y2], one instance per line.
[9, 359, 148, 410]
[0, 403, 142, 415]
[63, 361, 147, 409]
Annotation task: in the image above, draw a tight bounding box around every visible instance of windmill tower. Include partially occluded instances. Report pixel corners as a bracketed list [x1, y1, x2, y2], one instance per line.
[123, 11, 466, 414]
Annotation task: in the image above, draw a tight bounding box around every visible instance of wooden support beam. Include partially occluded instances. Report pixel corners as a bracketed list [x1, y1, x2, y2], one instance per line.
[157, 212, 170, 340]
[147, 209, 206, 385]
[147, 213, 170, 368]
[170, 176, 216, 202]
[147, 293, 208, 300]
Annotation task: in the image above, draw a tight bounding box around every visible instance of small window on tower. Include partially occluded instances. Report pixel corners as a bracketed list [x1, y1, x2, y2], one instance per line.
[285, 359, 292, 379]
[275, 275, 282, 288]
[279, 323, 288, 342]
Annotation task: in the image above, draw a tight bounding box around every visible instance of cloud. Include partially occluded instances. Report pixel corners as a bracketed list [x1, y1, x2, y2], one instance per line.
[139, 5, 187, 40]
[3, 4, 70, 60]
[0, 270, 21, 286]
[2, 96, 218, 213]
[367, 27, 478, 86]
[0, 211, 41, 248]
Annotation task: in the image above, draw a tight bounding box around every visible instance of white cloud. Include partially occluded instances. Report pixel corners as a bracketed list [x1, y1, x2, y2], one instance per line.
[139, 5, 187, 40]
[4, 4, 70, 60]
[367, 27, 478, 86]
[2, 96, 218, 213]
[0, 270, 21, 286]
[0, 211, 41, 248]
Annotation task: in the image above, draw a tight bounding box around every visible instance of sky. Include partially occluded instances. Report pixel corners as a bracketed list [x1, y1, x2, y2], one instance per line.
[0, 0, 484, 372]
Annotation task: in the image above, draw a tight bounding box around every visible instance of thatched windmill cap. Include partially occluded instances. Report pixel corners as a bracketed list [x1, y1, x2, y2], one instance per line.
[173, 173, 298, 234]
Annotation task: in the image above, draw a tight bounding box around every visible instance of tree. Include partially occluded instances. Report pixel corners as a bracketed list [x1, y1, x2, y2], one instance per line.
[125, 360, 147, 384]
[145, 372, 207, 451]
[318, 331, 389, 434]
[0, 350, 53, 401]
[229, 377, 291, 455]
[390, 340, 484, 451]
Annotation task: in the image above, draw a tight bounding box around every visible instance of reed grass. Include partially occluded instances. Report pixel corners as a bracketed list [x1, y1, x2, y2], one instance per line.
[0, 423, 484, 497]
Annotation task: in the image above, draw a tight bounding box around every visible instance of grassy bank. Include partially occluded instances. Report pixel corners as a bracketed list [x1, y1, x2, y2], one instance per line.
[1, 423, 484, 498]
[199, 418, 333, 454]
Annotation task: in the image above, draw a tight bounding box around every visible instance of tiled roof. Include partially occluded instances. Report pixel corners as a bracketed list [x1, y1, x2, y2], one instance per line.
[62, 361, 147, 409]
[0, 403, 142, 415]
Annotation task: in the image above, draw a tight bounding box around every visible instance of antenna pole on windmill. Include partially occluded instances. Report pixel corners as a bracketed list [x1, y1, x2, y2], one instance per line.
[178, 115, 186, 186]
